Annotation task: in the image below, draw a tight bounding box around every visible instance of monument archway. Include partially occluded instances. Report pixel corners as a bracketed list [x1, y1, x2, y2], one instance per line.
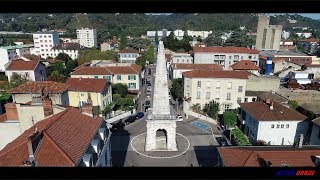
[156, 129, 167, 149]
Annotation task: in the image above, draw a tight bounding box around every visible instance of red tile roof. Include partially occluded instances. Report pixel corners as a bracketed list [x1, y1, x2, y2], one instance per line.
[165, 54, 172, 62]
[300, 39, 320, 43]
[106, 64, 142, 75]
[71, 64, 142, 76]
[218, 146, 320, 167]
[0, 107, 103, 166]
[172, 63, 222, 70]
[10, 81, 70, 94]
[230, 60, 260, 70]
[71, 67, 112, 75]
[193, 47, 259, 54]
[66, 78, 109, 93]
[260, 56, 312, 65]
[119, 48, 139, 54]
[0, 114, 7, 122]
[6, 58, 42, 71]
[240, 101, 307, 122]
[182, 70, 249, 79]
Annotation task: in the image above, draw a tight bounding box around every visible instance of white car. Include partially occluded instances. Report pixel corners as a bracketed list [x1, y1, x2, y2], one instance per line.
[176, 115, 183, 121]
[153, 73, 156, 76]
[147, 86, 152, 91]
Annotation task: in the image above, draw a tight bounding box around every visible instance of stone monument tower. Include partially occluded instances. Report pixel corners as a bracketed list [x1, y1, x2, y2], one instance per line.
[145, 41, 178, 151]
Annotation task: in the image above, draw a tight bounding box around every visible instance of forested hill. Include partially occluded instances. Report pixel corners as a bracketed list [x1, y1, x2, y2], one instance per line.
[1, 13, 320, 38]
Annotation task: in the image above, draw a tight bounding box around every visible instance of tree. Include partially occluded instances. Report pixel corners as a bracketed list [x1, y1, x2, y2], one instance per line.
[224, 30, 254, 47]
[46, 61, 67, 77]
[288, 100, 299, 110]
[204, 34, 223, 46]
[119, 33, 127, 50]
[112, 83, 128, 97]
[65, 60, 78, 75]
[0, 74, 8, 81]
[101, 103, 113, 117]
[155, 31, 159, 43]
[47, 71, 66, 82]
[77, 49, 118, 65]
[202, 100, 220, 119]
[55, 53, 72, 62]
[191, 104, 201, 113]
[223, 111, 237, 128]
[9, 73, 28, 89]
[127, 37, 150, 51]
[170, 78, 183, 101]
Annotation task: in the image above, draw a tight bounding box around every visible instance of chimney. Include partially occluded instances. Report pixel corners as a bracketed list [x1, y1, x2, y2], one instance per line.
[5, 103, 18, 120]
[298, 134, 304, 148]
[265, 98, 271, 104]
[26, 130, 39, 164]
[270, 102, 274, 110]
[42, 98, 53, 117]
[81, 103, 93, 117]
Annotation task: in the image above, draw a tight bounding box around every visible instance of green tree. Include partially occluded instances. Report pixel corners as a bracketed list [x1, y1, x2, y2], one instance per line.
[0, 74, 8, 81]
[170, 78, 183, 101]
[223, 111, 237, 128]
[202, 100, 220, 119]
[112, 94, 122, 103]
[127, 37, 150, 51]
[191, 104, 201, 113]
[55, 53, 72, 62]
[224, 30, 254, 47]
[101, 103, 113, 117]
[204, 33, 223, 46]
[119, 33, 127, 50]
[9, 73, 28, 89]
[288, 100, 299, 110]
[231, 127, 252, 146]
[77, 49, 118, 65]
[46, 61, 67, 77]
[65, 60, 78, 75]
[112, 83, 128, 97]
[135, 55, 146, 69]
[155, 31, 159, 43]
[47, 71, 66, 82]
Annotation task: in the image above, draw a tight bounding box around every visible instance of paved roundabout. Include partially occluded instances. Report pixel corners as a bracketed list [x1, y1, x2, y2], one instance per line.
[130, 132, 190, 159]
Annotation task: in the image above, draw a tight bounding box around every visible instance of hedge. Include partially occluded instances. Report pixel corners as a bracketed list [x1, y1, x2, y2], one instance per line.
[231, 127, 252, 146]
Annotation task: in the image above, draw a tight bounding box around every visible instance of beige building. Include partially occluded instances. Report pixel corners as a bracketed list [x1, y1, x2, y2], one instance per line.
[246, 74, 280, 92]
[70, 63, 142, 93]
[182, 70, 249, 114]
[10, 81, 70, 105]
[66, 78, 112, 115]
[255, 15, 282, 51]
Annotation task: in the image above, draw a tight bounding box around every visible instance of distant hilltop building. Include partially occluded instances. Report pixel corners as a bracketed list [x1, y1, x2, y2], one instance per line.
[76, 28, 98, 48]
[147, 30, 213, 42]
[255, 15, 282, 51]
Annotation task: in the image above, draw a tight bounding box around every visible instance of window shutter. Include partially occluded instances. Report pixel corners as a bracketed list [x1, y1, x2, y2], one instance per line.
[133, 75, 136, 80]
[128, 75, 130, 80]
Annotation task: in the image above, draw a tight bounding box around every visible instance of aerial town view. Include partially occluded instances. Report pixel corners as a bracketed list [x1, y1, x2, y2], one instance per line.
[0, 13, 320, 167]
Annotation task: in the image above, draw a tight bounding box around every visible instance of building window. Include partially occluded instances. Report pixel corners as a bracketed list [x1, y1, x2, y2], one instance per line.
[80, 93, 85, 97]
[117, 75, 121, 80]
[94, 76, 98, 79]
[229, 56, 232, 59]
[276, 124, 280, 128]
[227, 92, 231, 100]
[224, 104, 232, 111]
[215, 92, 220, 100]
[128, 83, 136, 89]
[245, 98, 248, 102]
[197, 81, 201, 88]
[234, 55, 239, 60]
[216, 81, 221, 89]
[271, 124, 274, 128]
[252, 98, 256, 102]
[281, 124, 284, 128]
[238, 86, 243, 92]
[286, 124, 289, 128]
[227, 82, 232, 89]
[197, 91, 200, 99]
[249, 55, 252, 60]
[237, 98, 241, 104]
[206, 92, 210, 99]
[206, 81, 211, 88]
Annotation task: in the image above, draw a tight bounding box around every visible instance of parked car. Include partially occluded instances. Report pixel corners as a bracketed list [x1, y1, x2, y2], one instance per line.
[153, 73, 156, 76]
[176, 115, 183, 121]
[110, 121, 125, 133]
[135, 112, 144, 119]
[148, 69, 151, 75]
[125, 116, 137, 124]
[145, 100, 151, 106]
[147, 86, 152, 91]
[216, 137, 229, 147]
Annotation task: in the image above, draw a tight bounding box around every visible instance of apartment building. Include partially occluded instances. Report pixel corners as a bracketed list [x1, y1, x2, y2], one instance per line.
[187, 30, 212, 39]
[169, 63, 222, 79]
[0, 44, 34, 71]
[32, 31, 60, 59]
[66, 78, 112, 115]
[193, 47, 259, 68]
[239, 101, 308, 145]
[5, 56, 46, 82]
[118, 48, 140, 64]
[182, 70, 249, 114]
[76, 28, 98, 48]
[172, 52, 193, 64]
[70, 64, 142, 93]
[0, 106, 111, 167]
[51, 43, 80, 60]
[255, 15, 282, 51]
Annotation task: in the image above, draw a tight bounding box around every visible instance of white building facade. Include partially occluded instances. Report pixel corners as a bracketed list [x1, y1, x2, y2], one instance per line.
[76, 28, 98, 48]
[182, 70, 248, 114]
[32, 32, 60, 59]
[193, 47, 259, 68]
[172, 53, 193, 64]
[0, 44, 34, 71]
[187, 30, 212, 39]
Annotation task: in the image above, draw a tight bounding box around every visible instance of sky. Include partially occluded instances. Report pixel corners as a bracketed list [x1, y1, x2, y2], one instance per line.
[299, 14, 320, 20]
